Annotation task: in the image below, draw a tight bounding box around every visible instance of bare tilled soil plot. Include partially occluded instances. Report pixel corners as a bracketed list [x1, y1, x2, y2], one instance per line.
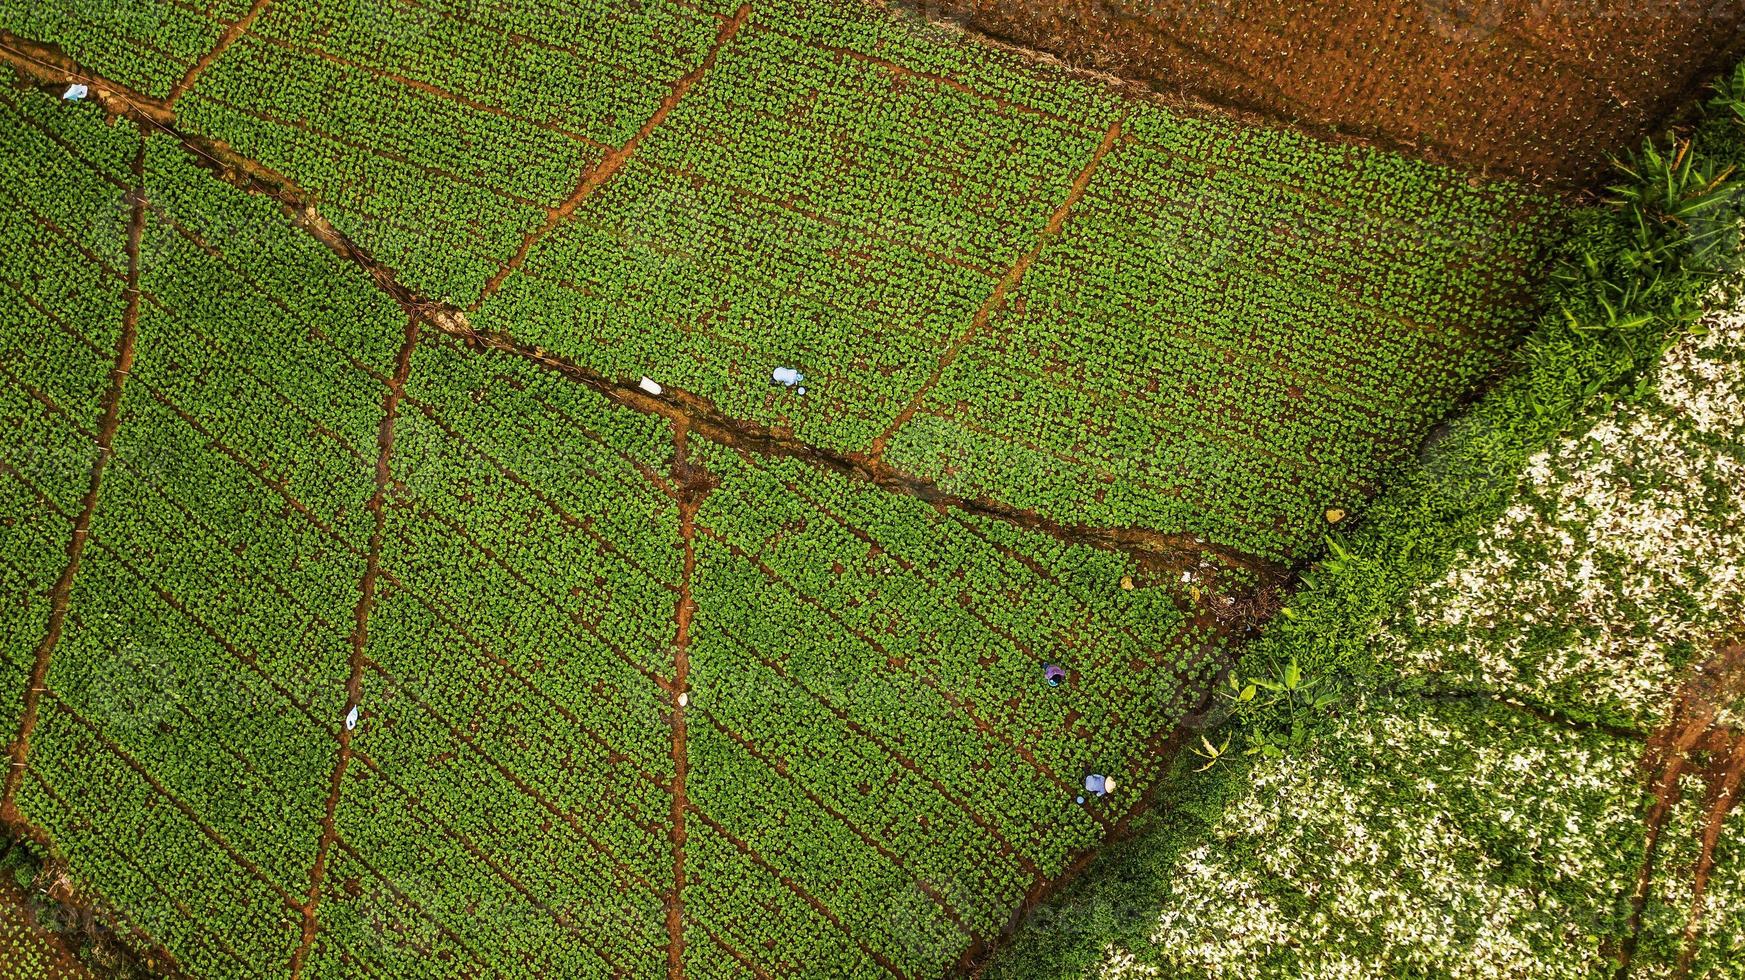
[893, 0, 1745, 186]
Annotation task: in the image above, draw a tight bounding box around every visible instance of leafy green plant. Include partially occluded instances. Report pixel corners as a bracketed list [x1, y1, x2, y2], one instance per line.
[1197, 655, 1343, 764]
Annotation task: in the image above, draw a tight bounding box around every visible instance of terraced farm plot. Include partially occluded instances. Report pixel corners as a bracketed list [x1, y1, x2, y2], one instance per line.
[0, 0, 1634, 977]
[2, 0, 1558, 564]
[0, 75, 1239, 979]
[302, 331, 1227, 979]
[455, 2, 1559, 563]
[0, 88, 407, 976]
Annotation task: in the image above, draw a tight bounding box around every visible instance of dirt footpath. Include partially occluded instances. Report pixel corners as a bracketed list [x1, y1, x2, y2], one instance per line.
[891, 0, 1745, 188]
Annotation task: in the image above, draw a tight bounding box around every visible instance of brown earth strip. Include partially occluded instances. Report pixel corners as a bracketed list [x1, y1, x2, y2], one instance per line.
[1678, 732, 1745, 976]
[471, 2, 753, 309]
[667, 424, 714, 980]
[1618, 636, 1745, 979]
[0, 142, 146, 821]
[880, 0, 1745, 189]
[164, 0, 273, 106]
[866, 113, 1126, 462]
[0, 28, 1282, 590]
[290, 315, 421, 979]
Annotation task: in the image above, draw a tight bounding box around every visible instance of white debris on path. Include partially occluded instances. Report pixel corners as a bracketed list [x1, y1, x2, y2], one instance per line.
[638, 376, 663, 396]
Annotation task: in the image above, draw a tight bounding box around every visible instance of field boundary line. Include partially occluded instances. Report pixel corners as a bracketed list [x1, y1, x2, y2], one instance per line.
[666, 424, 712, 980]
[0, 32, 1282, 586]
[165, 0, 273, 106]
[290, 314, 420, 979]
[193, 89, 551, 208]
[470, 2, 753, 310]
[866, 114, 1126, 462]
[0, 142, 147, 820]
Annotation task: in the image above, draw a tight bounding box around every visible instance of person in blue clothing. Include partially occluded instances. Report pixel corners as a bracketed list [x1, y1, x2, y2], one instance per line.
[1077, 773, 1115, 804]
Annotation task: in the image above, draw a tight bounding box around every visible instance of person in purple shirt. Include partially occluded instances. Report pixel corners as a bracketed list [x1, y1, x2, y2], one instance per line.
[1043, 664, 1066, 686]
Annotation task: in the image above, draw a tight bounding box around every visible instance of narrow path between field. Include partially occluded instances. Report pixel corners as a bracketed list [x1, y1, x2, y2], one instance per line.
[866, 112, 1126, 461]
[288, 315, 421, 978]
[471, 3, 752, 310]
[164, 0, 275, 107]
[0, 141, 146, 821]
[666, 423, 714, 980]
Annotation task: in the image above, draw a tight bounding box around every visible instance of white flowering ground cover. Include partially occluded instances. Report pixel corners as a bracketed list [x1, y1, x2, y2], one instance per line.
[1377, 299, 1745, 731]
[1633, 767, 1745, 979]
[1112, 696, 1645, 980]
[985, 288, 1745, 979]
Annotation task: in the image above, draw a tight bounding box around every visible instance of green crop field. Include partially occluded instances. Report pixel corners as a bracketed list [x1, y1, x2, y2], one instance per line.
[0, 0, 1690, 978]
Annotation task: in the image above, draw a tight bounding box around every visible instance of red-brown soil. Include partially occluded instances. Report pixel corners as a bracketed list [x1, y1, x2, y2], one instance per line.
[1623, 636, 1745, 975]
[886, 0, 1745, 188]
